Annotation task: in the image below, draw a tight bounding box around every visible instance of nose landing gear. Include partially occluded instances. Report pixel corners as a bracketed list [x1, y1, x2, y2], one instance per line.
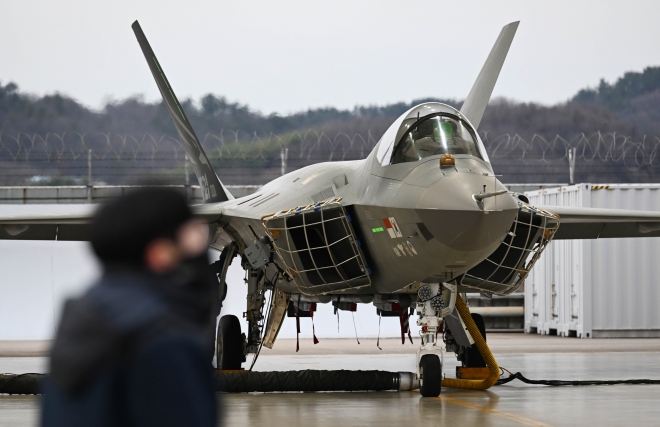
[415, 283, 457, 397]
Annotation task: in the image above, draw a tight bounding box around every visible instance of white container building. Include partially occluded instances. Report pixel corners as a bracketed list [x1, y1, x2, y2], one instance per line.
[524, 184, 660, 338]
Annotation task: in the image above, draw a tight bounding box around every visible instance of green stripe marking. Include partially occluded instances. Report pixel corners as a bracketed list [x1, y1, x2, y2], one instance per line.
[152, 57, 187, 122]
[372, 227, 384, 233]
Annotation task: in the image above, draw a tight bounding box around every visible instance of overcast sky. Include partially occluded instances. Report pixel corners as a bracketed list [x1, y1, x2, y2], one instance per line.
[2, 1, 660, 115]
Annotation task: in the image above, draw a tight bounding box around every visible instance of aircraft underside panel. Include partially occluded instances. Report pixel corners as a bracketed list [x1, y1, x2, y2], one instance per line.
[459, 202, 559, 295]
[262, 198, 371, 295]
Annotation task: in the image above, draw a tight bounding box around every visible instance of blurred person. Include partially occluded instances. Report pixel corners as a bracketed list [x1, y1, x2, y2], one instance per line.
[41, 188, 219, 427]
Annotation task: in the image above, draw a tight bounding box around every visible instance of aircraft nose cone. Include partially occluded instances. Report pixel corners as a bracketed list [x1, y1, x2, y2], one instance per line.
[415, 173, 518, 252]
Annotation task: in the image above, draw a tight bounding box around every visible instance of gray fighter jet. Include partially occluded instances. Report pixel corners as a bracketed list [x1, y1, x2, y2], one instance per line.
[1, 21, 660, 397]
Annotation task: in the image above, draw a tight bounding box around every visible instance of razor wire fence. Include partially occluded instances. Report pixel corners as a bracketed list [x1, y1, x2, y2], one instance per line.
[0, 130, 658, 186]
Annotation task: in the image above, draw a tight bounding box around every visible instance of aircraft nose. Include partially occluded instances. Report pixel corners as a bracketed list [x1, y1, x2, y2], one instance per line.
[415, 172, 518, 252]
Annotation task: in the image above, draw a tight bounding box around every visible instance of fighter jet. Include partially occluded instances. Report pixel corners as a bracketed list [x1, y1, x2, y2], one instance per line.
[1, 21, 660, 397]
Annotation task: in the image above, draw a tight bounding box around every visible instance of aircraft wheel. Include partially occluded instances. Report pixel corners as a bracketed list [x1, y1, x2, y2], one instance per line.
[216, 315, 244, 370]
[419, 354, 442, 397]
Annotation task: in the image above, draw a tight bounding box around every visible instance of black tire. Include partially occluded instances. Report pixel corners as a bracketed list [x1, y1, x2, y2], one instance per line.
[465, 313, 487, 367]
[216, 315, 244, 370]
[419, 354, 442, 397]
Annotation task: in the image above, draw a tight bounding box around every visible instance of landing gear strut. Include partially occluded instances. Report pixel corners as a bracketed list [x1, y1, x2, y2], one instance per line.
[245, 268, 267, 354]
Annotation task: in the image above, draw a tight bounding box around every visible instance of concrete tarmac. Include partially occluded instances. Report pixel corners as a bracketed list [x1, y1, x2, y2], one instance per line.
[2, 336, 660, 426]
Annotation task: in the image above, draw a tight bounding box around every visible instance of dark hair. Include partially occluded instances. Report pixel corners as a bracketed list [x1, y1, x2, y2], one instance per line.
[90, 187, 192, 266]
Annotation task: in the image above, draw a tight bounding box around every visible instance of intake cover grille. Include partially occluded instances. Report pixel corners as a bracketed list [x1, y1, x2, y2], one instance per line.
[459, 201, 559, 295]
[262, 198, 371, 295]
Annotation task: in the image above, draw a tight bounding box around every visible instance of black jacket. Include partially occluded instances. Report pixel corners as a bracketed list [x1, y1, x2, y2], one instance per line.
[41, 266, 218, 427]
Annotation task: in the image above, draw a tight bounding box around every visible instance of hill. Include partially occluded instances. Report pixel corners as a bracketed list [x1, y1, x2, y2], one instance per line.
[4, 66, 660, 139]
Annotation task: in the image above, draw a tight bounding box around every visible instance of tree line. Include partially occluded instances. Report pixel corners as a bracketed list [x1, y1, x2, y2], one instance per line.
[2, 66, 660, 140]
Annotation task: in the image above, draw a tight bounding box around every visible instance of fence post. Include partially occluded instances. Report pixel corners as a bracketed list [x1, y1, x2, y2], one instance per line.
[184, 153, 190, 200]
[280, 147, 288, 176]
[87, 149, 92, 203]
[568, 147, 576, 185]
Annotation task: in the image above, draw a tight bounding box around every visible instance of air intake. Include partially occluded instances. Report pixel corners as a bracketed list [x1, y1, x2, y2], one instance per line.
[458, 202, 559, 295]
[262, 198, 371, 295]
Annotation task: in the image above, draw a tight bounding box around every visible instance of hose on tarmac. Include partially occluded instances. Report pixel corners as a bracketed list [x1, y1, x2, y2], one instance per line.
[0, 373, 42, 395]
[2, 369, 660, 395]
[441, 295, 500, 390]
[215, 370, 415, 392]
[0, 371, 416, 395]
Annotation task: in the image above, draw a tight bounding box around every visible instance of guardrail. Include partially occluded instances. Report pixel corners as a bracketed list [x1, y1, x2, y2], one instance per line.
[0, 185, 261, 204]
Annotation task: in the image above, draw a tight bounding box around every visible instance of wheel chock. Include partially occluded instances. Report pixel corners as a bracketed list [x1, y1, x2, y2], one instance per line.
[456, 367, 491, 380]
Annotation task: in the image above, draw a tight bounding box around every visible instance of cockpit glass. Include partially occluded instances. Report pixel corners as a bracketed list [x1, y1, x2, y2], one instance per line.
[390, 114, 482, 164]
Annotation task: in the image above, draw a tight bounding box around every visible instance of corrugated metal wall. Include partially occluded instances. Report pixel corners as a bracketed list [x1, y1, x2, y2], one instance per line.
[525, 184, 660, 338]
[589, 185, 660, 337]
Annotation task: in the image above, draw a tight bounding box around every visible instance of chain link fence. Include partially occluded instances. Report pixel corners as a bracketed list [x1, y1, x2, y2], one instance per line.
[0, 131, 658, 186]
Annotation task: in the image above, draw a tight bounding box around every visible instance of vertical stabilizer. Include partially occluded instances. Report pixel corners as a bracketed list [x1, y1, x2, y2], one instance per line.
[460, 21, 519, 130]
[132, 21, 233, 203]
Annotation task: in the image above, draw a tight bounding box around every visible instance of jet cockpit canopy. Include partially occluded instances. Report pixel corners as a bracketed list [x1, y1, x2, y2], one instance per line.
[375, 102, 490, 167]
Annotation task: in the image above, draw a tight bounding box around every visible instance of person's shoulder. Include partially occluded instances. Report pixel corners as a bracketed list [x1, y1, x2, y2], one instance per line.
[85, 273, 167, 330]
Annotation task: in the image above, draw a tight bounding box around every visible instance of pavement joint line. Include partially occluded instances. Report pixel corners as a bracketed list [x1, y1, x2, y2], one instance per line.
[435, 395, 554, 427]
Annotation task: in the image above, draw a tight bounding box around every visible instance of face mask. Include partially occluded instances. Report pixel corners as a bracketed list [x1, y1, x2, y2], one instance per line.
[172, 252, 213, 287]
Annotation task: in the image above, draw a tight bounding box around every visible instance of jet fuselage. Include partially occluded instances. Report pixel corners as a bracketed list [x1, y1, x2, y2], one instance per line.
[213, 103, 519, 295]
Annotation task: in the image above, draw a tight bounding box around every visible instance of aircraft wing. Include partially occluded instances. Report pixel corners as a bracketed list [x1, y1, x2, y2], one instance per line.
[0, 205, 94, 241]
[538, 205, 660, 239]
[0, 203, 224, 241]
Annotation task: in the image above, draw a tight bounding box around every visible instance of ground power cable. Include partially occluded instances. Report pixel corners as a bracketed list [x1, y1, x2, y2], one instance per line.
[495, 367, 660, 386]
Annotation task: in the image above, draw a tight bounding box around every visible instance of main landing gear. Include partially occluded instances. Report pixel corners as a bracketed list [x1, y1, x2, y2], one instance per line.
[213, 239, 283, 371]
